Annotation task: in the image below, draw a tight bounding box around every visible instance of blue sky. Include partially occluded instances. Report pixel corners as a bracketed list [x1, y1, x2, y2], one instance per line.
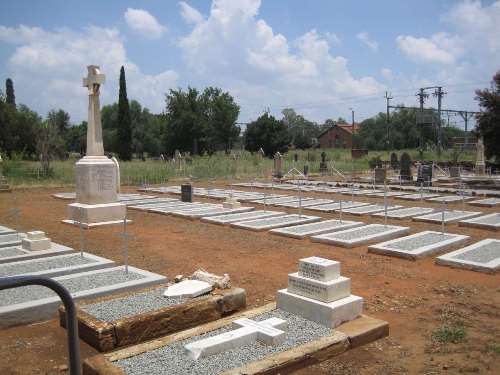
[0, 0, 498, 127]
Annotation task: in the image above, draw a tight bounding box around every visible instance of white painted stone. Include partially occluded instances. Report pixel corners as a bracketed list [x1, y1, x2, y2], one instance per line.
[184, 317, 287, 360]
[26, 231, 46, 241]
[277, 290, 363, 328]
[436, 239, 500, 274]
[287, 273, 351, 303]
[298, 257, 340, 281]
[163, 279, 212, 298]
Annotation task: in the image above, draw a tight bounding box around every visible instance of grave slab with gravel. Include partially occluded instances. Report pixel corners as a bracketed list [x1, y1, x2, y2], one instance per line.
[269, 219, 365, 239]
[0, 225, 16, 235]
[306, 201, 370, 213]
[342, 204, 403, 216]
[468, 198, 500, 207]
[0, 266, 167, 328]
[0, 252, 114, 278]
[426, 195, 473, 203]
[0, 233, 25, 248]
[0, 242, 75, 265]
[459, 213, 500, 231]
[311, 224, 410, 248]
[372, 207, 435, 219]
[436, 239, 500, 274]
[368, 231, 470, 260]
[365, 191, 409, 197]
[275, 199, 334, 208]
[396, 193, 440, 201]
[172, 206, 254, 220]
[413, 210, 482, 224]
[231, 214, 321, 231]
[201, 210, 284, 225]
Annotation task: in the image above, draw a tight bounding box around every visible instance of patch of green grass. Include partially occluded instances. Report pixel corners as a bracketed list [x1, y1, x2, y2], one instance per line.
[486, 343, 500, 354]
[432, 323, 466, 344]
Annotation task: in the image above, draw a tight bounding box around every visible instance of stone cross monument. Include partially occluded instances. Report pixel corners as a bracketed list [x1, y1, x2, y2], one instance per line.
[64, 65, 126, 227]
[475, 137, 486, 175]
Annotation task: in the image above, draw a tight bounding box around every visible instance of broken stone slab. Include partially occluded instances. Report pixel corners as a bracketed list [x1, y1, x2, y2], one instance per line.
[163, 279, 212, 298]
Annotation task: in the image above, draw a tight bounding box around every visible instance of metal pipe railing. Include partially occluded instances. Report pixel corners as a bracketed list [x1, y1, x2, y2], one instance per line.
[0, 276, 81, 375]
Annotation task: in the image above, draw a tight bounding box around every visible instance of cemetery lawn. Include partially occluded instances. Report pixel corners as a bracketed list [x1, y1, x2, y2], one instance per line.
[0, 184, 499, 375]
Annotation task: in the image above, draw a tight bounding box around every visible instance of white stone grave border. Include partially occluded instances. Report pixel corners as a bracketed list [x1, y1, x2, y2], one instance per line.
[396, 193, 440, 201]
[368, 231, 470, 260]
[0, 242, 75, 264]
[231, 214, 321, 232]
[468, 198, 500, 207]
[426, 196, 474, 203]
[269, 220, 364, 239]
[175, 206, 254, 220]
[458, 213, 500, 231]
[342, 204, 403, 216]
[372, 207, 435, 220]
[311, 225, 410, 248]
[0, 225, 16, 235]
[412, 210, 483, 224]
[0, 252, 115, 278]
[0, 265, 167, 328]
[0, 233, 26, 248]
[435, 239, 500, 274]
[201, 210, 284, 225]
[274, 199, 334, 208]
[306, 202, 370, 213]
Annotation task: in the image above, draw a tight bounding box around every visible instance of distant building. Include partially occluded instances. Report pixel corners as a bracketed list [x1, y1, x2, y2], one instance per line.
[318, 122, 360, 149]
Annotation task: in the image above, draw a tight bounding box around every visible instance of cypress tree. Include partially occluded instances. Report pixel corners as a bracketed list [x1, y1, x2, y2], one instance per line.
[6, 78, 15, 107]
[117, 66, 132, 160]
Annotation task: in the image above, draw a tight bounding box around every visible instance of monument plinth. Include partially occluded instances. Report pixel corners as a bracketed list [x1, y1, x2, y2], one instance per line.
[64, 66, 126, 228]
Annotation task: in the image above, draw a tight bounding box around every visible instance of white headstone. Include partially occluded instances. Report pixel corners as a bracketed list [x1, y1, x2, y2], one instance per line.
[184, 317, 287, 360]
[22, 231, 51, 251]
[163, 279, 212, 298]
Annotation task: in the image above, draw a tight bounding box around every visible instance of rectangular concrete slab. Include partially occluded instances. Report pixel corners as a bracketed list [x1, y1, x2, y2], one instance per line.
[249, 196, 298, 205]
[306, 201, 370, 213]
[342, 204, 404, 215]
[275, 199, 334, 208]
[436, 239, 500, 274]
[366, 191, 409, 197]
[270, 220, 364, 239]
[368, 231, 470, 260]
[0, 252, 114, 277]
[311, 224, 410, 248]
[176, 206, 254, 219]
[459, 213, 500, 231]
[0, 266, 167, 328]
[396, 193, 440, 201]
[468, 198, 500, 207]
[231, 214, 321, 231]
[413, 210, 483, 224]
[201, 210, 285, 225]
[426, 195, 474, 203]
[372, 207, 435, 219]
[0, 242, 75, 264]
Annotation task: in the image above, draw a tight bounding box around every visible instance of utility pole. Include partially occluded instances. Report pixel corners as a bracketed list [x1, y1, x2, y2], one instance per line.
[384, 91, 393, 150]
[349, 108, 355, 127]
[416, 88, 428, 155]
[434, 86, 446, 158]
[458, 111, 473, 148]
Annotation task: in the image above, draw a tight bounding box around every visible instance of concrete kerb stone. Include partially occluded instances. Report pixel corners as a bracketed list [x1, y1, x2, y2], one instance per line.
[436, 239, 500, 274]
[459, 213, 500, 231]
[368, 231, 470, 260]
[413, 210, 483, 224]
[0, 242, 75, 264]
[0, 266, 167, 328]
[311, 224, 410, 248]
[231, 214, 321, 231]
[269, 220, 365, 239]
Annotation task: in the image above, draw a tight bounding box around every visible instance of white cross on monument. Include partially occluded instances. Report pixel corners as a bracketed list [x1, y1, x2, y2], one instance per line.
[184, 317, 287, 360]
[83, 65, 105, 157]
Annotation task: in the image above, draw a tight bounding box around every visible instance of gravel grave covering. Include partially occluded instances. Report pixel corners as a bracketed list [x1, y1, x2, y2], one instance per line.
[453, 243, 500, 263]
[417, 211, 480, 221]
[0, 247, 25, 258]
[116, 309, 332, 375]
[0, 254, 95, 277]
[238, 215, 305, 226]
[81, 288, 208, 322]
[278, 220, 348, 234]
[0, 234, 21, 244]
[467, 214, 500, 225]
[376, 207, 432, 217]
[0, 270, 144, 307]
[331, 225, 395, 240]
[386, 233, 454, 251]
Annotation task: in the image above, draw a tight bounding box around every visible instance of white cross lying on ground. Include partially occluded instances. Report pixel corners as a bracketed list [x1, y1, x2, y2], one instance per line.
[184, 317, 287, 360]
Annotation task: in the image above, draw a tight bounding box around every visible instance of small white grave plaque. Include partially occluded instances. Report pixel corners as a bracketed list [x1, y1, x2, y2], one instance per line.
[184, 317, 287, 360]
[298, 257, 340, 281]
[163, 280, 212, 298]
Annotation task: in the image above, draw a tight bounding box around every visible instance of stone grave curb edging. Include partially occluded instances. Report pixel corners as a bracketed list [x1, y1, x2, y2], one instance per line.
[59, 287, 247, 352]
[269, 220, 364, 240]
[367, 231, 471, 260]
[0, 252, 115, 278]
[82, 302, 388, 375]
[311, 226, 410, 248]
[412, 211, 483, 224]
[0, 242, 75, 265]
[0, 266, 167, 329]
[458, 214, 500, 231]
[435, 239, 500, 274]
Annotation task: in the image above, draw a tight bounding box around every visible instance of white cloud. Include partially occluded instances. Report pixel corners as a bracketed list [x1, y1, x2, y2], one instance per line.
[381, 68, 393, 80]
[324, 32, 341, 46]
[124, 8, 166, 39]
[179, 2, 204, 24]
[178, 0, 384, 122]
[396, 33, 462, 65]
[0, 25, 177, 121]
[356, 31, 378, 52]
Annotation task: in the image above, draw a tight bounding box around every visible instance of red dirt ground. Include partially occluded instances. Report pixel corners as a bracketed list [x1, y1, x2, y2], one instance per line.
[0, 183, 499, 375]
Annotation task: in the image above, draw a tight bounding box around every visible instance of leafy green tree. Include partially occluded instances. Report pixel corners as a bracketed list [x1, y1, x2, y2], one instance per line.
[5, 78, 15, 107]
[282, 108, 319, 149]
[101, 102, 119, 152]
[65, 121, 87, 155]
[244, 113, 290, 156]
[475, 71, 500, 161]
[36, 112, 66, 175]
[116, 66, 132, 160]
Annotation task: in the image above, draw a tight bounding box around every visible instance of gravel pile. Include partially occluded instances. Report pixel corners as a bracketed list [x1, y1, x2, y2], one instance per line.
[387, 233, 454, 251]
[81, 288, 208, 322]
[0, 247, 26, 258]
[0, 270, 144, 307]
[332, 225, 389, 240]
[116, 309, 332, 375]
[454, 243, 500, 263]
[0, 254, 94, 277]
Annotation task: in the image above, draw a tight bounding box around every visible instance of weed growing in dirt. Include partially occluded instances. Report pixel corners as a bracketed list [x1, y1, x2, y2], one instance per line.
[432, 323, 466, 344]
[486, 343, 500, 354]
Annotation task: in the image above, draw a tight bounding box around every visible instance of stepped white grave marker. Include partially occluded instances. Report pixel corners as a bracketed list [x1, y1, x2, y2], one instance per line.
[185, 317, 287, 360]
